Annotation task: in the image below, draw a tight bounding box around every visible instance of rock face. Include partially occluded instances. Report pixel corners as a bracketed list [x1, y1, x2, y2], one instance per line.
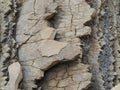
[15, 0, 94, 90]
[41, 61, 91, 90]
[2, 0, 120, 90]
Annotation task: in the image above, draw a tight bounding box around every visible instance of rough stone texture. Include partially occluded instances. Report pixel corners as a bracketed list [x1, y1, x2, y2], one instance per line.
[54, 0, 95, 43]
[0, 0, 19, 89]
[87, 0, 120, 90]
[1, 0, 120, 90]
[111, 84, 120, 90]
[40, 27, 56, 40]
[40, 61, 91, 90]
[113, 0, 120, 85]
[15, 0, 95, 90]
[5, 62, 23, 90]
[39, 40, 68, 57]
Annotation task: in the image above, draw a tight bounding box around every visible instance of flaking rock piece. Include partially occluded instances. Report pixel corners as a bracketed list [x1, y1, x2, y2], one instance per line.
[5, 62, 23, 90]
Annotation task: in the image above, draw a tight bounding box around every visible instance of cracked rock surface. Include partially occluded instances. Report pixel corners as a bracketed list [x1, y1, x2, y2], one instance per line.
[15, 0, 94, 90]
[40, 61, 91, 90]
[3, 0, 120, 90]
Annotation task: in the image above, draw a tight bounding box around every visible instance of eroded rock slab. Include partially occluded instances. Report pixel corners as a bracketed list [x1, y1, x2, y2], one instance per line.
[40, 40, 68, 57]
[16, 0, 95, 89]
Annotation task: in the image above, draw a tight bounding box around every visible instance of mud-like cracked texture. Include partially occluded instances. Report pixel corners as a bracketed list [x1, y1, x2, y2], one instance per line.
[15, 0, 95, 90]
[41, 61, 91, 90]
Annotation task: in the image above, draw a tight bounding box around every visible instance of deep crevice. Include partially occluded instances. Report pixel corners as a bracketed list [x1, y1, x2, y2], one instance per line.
[87, 0, 119, 90]
[80, 35, 90, 64]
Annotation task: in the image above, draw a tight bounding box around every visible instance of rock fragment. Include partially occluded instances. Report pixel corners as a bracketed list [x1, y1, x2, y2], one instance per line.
[5, 62, 23, 90]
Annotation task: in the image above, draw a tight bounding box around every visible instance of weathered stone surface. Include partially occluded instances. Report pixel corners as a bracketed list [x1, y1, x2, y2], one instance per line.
[65, 84, 78, 90]
[58, 78, 71, 87]
[48, 80, 58, 87]
[40, 27, 56, 40]
[111, 84, 120, 90]
[41, 61, 91, 90]
[0, 0, 19, 89]
[40, 40, 68, 57]
[18, 40, 80, 89]
[72, 73, 91, 82]
[54, 0, 95, 42]
[5, 62, 23, 90]
[76, 26, 91, 37]
[52, 87, 64, 90]
[1, 0, 120, 90]
[15, 0, 95, 89]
